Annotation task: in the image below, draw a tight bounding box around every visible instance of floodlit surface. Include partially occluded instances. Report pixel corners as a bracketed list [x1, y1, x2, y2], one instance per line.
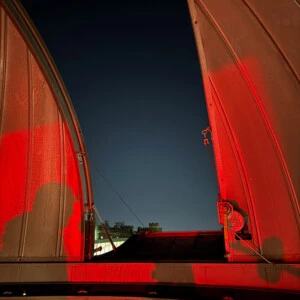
[0, 0, 93, 262]
[188, 0, 300, 262]
[0, 0, 299, 296]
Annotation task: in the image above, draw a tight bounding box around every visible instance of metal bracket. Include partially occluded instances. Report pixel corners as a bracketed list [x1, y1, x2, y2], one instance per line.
[217, 200, 245, 232]
[77, 152, 86, 164]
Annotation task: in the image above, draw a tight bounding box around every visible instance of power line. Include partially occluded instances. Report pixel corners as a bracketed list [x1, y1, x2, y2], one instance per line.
[92, 163, 145, 227]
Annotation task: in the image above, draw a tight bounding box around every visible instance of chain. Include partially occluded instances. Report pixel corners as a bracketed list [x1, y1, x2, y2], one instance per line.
[201, 126, 212, 146]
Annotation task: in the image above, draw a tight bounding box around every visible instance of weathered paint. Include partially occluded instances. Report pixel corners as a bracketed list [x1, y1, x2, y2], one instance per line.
[0, 0, 299, 295]
[0, 262, 299, 291]
[187, 0, 300, 262]
[0, 0, 93, 262]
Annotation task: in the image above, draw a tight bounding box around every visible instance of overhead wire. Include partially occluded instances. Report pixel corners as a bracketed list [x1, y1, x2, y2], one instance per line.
[92, 163, 146, 227]
[231, 230, 272, 264]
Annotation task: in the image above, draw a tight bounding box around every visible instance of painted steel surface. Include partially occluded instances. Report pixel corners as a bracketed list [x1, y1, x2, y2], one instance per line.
[0, 0, 299, 295]
[0, 0, 93, 261]
[0, 262, 299, 292]
[188, 0, 300, 262]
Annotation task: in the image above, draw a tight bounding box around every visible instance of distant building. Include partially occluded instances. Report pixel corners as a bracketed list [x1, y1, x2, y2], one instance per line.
[95, 220, 133, 240]
[94, 221, 162, 256]
[137, 222, 162, 233]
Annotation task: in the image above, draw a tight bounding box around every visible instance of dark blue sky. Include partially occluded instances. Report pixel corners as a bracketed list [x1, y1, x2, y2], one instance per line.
[21, 0, 220, 231]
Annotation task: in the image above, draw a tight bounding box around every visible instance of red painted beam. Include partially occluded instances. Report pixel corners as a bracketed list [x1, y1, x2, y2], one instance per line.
[1, 263, 299, 291]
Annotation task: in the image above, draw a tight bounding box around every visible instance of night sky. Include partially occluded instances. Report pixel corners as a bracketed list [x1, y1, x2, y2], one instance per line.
[20, 0, 220, 231]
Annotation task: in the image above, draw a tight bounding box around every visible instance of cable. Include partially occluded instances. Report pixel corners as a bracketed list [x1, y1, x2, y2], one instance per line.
[202, 127, 272, 264]
[92, 163, 146, 227]
[231, 230, 272, 264]
[223, 210, 272, 264]
[294, 0, 300, 9]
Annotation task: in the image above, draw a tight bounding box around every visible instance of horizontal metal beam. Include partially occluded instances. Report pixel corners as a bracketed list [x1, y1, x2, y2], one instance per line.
[0, 262, 299, 291]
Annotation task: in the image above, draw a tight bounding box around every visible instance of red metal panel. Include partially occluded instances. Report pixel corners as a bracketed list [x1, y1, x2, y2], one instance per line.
[0, 1, 93, 261]
[0, 262, 299, 292]
[188, 0, 300, 262]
